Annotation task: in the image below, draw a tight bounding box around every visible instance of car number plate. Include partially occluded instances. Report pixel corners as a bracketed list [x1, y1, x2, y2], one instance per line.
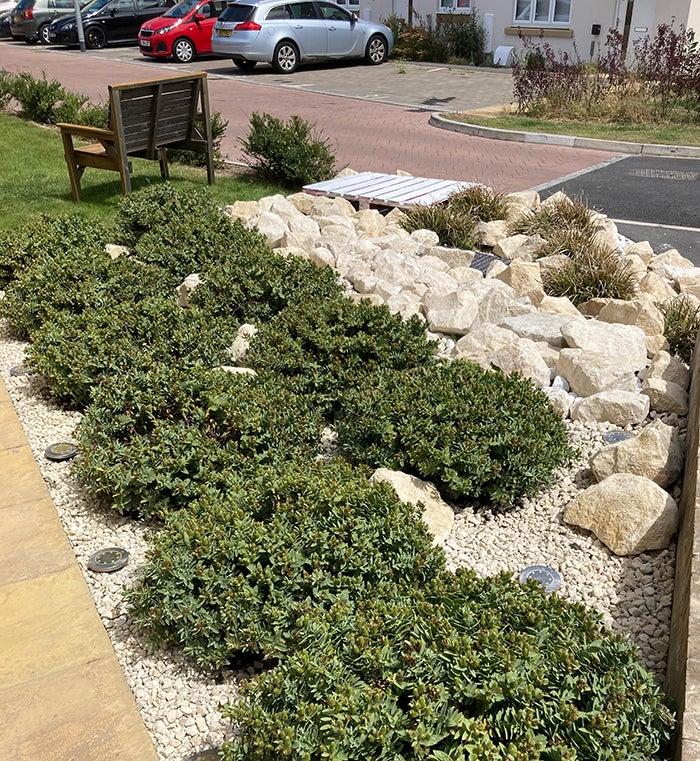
[217, 28, 231, 36]
[140, 39, 151, 47]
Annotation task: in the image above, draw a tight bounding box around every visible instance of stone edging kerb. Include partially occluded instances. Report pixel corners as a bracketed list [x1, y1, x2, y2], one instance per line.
[430, 113, 700, 159]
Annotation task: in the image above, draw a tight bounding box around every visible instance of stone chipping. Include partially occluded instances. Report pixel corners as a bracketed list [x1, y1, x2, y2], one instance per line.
[0, 180, 691, 759]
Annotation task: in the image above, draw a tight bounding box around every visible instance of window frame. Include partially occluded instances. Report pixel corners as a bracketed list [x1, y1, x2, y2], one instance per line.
[437, 0, 471, 14]
[513, 0, 570, 26]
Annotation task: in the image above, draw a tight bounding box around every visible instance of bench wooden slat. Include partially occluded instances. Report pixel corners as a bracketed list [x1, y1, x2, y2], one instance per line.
[58, 71, 215, 202]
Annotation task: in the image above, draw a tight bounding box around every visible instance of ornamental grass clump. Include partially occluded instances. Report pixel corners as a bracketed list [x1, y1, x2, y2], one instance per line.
[447, 184, 513, 223]
[399, 202, 478, 250]
[75, 365, 324, 518]
[127, 460, 445, 665]
[223, 570, 673, 761]
[509, 194, 596, 241]
[661, 294, 700, 364]
[336, 359, 573, 507]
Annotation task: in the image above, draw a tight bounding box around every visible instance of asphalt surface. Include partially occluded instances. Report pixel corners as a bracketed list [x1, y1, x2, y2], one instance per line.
[1, 39, 698, 261]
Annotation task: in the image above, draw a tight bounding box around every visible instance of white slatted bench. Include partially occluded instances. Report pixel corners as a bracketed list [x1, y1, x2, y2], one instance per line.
[303, 172, 478, 210]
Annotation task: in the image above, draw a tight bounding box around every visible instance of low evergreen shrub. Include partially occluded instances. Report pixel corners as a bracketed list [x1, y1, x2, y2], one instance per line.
[245, 295, 437, 418]
[661, 294, 700, 364]
[127, 460, 445, 664]
[28, 299, 235, 408]
[168, 110, 229, 168]
[336, 359, 573, 507]
[75, 365, 324, 518]
[223, 570, 674, 760]
[239, 112, 338, 187]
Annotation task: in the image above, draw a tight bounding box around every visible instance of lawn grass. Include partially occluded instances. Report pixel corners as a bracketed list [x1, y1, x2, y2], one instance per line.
[443, 110, 700, 147]
[0, 112, 286, 230]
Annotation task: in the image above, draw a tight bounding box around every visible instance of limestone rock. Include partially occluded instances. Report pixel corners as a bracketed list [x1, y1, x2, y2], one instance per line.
[646, 350, 691, 390]
[560, 320, 647, 372]
[638, 271, 678, 303]
[424, 246, 474, 270]
[649, 248, 695, 279]
[371, 468, 454, 545]
[227, 323, 258, 363]
[577, 298, 609, 318]
[563, 473, 678, 555]
[537, 295, 583, 319]
[476, 219, 509, 247]
[422, 288, 479, 335]
[646, 334, 670, 358]
[674, 268, 700, 301]
[354, 209, 387, 237]
[596, 294, 665, 337]
[556, 348, 636, 397]
[623, 240, 654, 266]
[493, 233, 546, 262]
[452, 324, 515, 363]
[641, 377, 689, 415]
[105, 243, 130, 260]
[494, 260, 544, 304]
[570, 390, 649, 426]
[176, 274, 201, 308]
[620, 253, 648, 283]
[590, 419, 685, 487]
[254, 211, 288, 248]
[499, 312, 570, 347]
[541, 386, 574, 417]
[488, 338, 551, 387]
[537, 253, 570, 278]
[484, 260, 509, 278]
[225, 200, 259, 225]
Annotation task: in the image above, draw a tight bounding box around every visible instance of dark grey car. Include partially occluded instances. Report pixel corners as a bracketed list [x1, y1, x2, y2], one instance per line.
[10, 0, 82, 42]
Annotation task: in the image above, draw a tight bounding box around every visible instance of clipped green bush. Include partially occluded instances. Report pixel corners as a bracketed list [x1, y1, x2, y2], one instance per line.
[127, 460, 445, 664]
[337, 359, 573, 507]
[223, 570, 673, 761]
[399, 202, 478, 249]
[245, 295, 437, 418]
[75, 364, 324, 518]
[189, 246, 342, 324]
[239, 112, 338, 187]
[29, 298, 235, 408]
[542, 240, 638, 305]
[661, 294, 700, 364]
[168, 110, 229, 168]
[0, 214, 111, 289]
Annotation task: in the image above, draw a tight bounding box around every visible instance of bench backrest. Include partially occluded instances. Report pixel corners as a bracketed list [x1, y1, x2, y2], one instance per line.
[108, 71, 212, 161]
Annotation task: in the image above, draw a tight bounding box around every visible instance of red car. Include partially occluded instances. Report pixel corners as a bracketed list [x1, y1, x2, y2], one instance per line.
[138, 0, 225, 62]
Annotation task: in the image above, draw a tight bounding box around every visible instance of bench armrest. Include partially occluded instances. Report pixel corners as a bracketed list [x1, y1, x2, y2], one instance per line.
[57, 123, 116, 141]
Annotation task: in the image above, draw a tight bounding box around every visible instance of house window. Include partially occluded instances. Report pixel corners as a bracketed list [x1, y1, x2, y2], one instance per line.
[439, 0, 471, 13]
[514, 0, 570, 24]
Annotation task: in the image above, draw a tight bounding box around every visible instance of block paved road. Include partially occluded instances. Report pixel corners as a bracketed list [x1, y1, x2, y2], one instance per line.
[0, 40, 614, 192]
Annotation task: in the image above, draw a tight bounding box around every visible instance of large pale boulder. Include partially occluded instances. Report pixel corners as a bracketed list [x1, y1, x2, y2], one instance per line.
[537, 253, 570, 278]
[674, 268, 700, 301]
[649, 248, 695, 279]
[641, 378, 689, 415]
[537, 295, 583, 319]
[465, 279, 533, 326]
[576, 298, 609, 318]
[570, 390, 649, 425]
[563, 473, 678, 555]
[410, 229, 440, 246]
[487, 338, 551, 387]
[225, 200, 259, 225]
[494, 260, 544, 304]
[646, 334, 671, 358]
[638, 271, 678, 303]
[623, 240, 654, 266]
[492, 234, 546, 262]
[255, 211, 288, 248]
[476, 220, 509, 247]
[354, 209, 387, 237]
[423, 247, 474, 270]
[646, 350, 691, 390]
[597, 294, 665, 337]
[422, 288, 479, 335]
[371, 468, 454, 545]
[590, 419, 685, 487]
[560, 320, 647, 372]
[499, 312, 571, 347]
[556, 348, 637, 397]
[176, 273, 201, 308]
[452, 324, 515, 363]
[541, 386, 574, 417]
[620, 253, 648, 283]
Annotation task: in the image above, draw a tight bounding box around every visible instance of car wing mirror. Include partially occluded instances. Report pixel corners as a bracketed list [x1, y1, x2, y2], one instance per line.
[350, 11, 357, 21]
[194, 12, 205, 19]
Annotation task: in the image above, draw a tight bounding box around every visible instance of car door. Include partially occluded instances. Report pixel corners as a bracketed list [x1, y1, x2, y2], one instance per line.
[134, 0, 172, 36]
[287, 0, 326, 58]
[317, 1, 359, 57]
[99, 0, 136, 41]
[188, 0, 223, 51]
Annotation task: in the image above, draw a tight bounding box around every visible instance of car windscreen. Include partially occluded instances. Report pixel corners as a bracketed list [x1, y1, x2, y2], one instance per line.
[82, 0, 113, 13]
[162, 0, 198, 16]
[15, 0, 34, 10]
[218, 2, 253, 22]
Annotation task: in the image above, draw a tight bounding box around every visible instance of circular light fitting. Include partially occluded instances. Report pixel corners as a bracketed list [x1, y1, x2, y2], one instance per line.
[44, 442, 78, 461]
[9, 363, 36, 376]
[603, 430, 633, 444]
[87, 547, 130, 573]
[519, 565, 562, 594]
[185, 752, 222, 761]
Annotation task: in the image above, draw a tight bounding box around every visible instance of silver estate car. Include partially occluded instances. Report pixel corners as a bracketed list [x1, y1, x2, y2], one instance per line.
[211, 0, 392, 73]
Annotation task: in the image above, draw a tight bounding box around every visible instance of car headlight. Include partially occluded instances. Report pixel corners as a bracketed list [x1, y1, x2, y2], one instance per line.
[155, 24, 174, 34]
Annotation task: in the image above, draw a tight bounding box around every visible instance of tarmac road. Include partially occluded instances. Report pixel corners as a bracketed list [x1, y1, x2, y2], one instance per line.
[1, 39, 698, 260]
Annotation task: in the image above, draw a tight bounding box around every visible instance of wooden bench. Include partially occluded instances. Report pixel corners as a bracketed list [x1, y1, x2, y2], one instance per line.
[58, 71, 215, 202]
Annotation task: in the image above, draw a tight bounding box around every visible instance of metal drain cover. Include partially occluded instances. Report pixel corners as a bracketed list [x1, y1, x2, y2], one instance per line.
[603, 430, 633, 444]
[44, 442, 78, 461]
[519, 565, 562, 593]
[87, 547, 130, 573]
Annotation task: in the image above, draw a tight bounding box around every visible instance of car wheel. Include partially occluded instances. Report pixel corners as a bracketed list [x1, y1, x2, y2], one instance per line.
[38, 23, 50, 44]
[172, 36, 195, 63]
[233, 59, 257, 71]
[272, 40, 298, 74]
[365, 34, 387, 65]
[85, 25, 106, 49]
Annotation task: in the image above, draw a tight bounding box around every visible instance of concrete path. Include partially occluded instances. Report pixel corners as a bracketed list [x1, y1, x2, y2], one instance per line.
[0, 41, 616, 192]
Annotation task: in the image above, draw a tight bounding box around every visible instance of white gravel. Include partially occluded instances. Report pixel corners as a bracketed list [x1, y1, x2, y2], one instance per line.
[0, 315, 678, 760]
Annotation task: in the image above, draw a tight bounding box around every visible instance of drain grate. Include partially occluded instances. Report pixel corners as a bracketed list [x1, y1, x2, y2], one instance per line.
[632, 168, 698, 181]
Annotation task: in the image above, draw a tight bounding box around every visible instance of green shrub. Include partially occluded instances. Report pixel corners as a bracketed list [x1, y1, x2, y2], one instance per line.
[447, 184, 513, 223]
[542, 240, 638, 305]
[0, 70, 16, 110]
[127, 460, 445, 664]
[74, 365, 324, 518]
[223, 570, 673, 760]
[189, 246, 342, 324]
[239, 112, 338, 187]
[661, 294, 700, 364]
[245, 295, 437, 418]
[28, 299, 235, 408]
[2, 247, 167, 340]
[169, 110, 229, 168]
[399, 202, 478, 249]
[0, 214, 111, 289]
[391, 16, 449, 63]
[509, 195, 596, 240]
[336, 359, 573, 507]
[438, 12, 486, 65]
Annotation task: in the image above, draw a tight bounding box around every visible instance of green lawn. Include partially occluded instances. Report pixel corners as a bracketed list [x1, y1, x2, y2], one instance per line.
[444, 111, 700, 147]
[0, 112, 286, 230]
